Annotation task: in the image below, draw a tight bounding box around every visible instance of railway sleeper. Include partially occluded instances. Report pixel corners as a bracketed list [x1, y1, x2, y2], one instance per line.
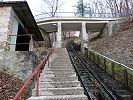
[67, 44, 133, 100]
[78, 50, 133, 100]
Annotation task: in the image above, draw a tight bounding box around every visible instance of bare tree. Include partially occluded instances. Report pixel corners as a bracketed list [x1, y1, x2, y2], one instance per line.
[106, 0, 133, 17]
[74, 0, 133, 18]
[74, 0, 95, 17]
[42, 0, 64, 17]
[74, 0, 85, 16]
[75, 0, 111, 17]
[92, 0, 107, 17]
[125, 0, 129, 15]
[129, 0, 133, 14]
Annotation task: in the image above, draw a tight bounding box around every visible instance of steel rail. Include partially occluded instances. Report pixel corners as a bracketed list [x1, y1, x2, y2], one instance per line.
[67, 48, 91, 100]
[67, 44, 118, 100]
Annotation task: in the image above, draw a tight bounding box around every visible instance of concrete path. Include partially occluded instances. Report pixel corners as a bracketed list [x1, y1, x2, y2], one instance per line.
[28, 48, 87, 100]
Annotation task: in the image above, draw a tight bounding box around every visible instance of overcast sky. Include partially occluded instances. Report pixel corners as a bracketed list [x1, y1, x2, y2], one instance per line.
[27, 0, 78, 15]
[4, 0, 78, 15]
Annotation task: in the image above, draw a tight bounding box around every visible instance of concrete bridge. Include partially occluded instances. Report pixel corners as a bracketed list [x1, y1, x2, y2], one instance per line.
[36, 17, 117, 51]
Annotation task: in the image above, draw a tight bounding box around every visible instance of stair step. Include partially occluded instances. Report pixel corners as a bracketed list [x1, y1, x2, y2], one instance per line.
[51, 60, 71, 62]
[43, 69, 74, 71]
[40, 73, 77, 78]
[36, 81, 80, 88]
[32, 87, 85, 96]
[28, 48, 87, 100]
[40, 74, 77, 78]
[46, 66, 73, 68]
[40, 76, 78, 82]
[50, 62, 71, 64]
[50, 64, 72, 66]
[41, 70, 75, 75]
[44, 67, 74, 70]
[49, 64, 72, 67]
[51, 61, 71, 63]
[28, 94, 88, 100]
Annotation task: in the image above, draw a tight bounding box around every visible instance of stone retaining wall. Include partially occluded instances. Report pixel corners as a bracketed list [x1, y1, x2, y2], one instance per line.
[39, 29, 51, 48]
[0, 51, 39, 80]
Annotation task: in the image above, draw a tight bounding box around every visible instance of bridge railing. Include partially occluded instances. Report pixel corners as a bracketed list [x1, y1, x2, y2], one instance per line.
[84, 48, 133, 92]
[34, 12, 114, 20]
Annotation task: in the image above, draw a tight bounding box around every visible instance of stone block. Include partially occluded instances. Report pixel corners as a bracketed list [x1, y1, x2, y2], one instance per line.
[0, 51, 39, 80]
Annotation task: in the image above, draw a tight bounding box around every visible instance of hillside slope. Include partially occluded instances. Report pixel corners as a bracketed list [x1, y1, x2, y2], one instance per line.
[0, 72, 31, 100]
[90, 21, 133, 68]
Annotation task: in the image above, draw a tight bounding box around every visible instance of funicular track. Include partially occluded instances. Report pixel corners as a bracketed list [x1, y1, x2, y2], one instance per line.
[66, 42, 132, 100]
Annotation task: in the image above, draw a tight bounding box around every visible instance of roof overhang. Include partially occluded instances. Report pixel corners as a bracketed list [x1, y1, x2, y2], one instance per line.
[0, 1, 43, 41]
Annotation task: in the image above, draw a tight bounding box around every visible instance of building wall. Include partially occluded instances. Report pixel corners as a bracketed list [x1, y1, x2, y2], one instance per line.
[0, 7, 41, 80]
[0, 7, 12, 51]
[0, 6, 24, 51]
[39, 29, 51, 48]
[0, 51, 39, 80]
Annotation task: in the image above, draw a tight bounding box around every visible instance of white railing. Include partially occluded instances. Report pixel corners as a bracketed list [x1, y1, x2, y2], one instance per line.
[34, 12, 114, 20]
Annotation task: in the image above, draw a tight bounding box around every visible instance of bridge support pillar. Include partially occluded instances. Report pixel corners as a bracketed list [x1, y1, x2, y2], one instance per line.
[108, 22, 113, 36]
[56, 22, 62, 48]
[81, 22, 87, 53]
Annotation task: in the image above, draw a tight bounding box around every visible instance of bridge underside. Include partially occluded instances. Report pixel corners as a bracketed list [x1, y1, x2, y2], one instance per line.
[38, 22, 107, 33]
[37, 17, 117, 51]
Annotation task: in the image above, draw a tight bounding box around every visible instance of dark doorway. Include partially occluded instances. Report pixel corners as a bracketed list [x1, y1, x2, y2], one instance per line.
[15, 24, 30, 51]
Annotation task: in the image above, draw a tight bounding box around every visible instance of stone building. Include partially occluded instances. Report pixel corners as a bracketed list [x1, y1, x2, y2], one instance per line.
[0, 1, 45, 51]
[0, 1, 50, 80]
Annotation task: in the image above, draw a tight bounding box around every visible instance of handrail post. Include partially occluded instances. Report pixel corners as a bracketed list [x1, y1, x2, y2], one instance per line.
[36, 67, 40, 96]
[48, 57, 50, 67]
[52, 43, 55, 55]
[29, 34, 33, 51]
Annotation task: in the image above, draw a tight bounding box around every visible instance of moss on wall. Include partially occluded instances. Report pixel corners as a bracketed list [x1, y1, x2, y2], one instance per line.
[85, 48, 133, 92]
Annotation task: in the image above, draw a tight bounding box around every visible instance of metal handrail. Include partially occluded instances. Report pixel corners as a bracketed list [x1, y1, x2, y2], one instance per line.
[13, 50, 53, 100]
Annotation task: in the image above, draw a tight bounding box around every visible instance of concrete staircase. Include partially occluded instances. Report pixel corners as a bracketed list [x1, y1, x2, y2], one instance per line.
[28, 48, 88, 100]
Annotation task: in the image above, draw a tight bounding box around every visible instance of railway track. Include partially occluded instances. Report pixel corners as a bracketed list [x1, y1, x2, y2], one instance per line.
[66, 42, 132, 100]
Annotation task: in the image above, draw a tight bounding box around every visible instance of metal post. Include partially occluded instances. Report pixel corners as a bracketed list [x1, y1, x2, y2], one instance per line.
[104, 58, 106, 71]
[36, 68, 40, 96]
[124, 69, 128, 89]
[52, 43, 55, 54]
[93, 52, 96, 63]
[97, 55, 100, 65]
[29, 34, 33, 51]
[111, 62, 115, 79]
[48, 57, 50, 67]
